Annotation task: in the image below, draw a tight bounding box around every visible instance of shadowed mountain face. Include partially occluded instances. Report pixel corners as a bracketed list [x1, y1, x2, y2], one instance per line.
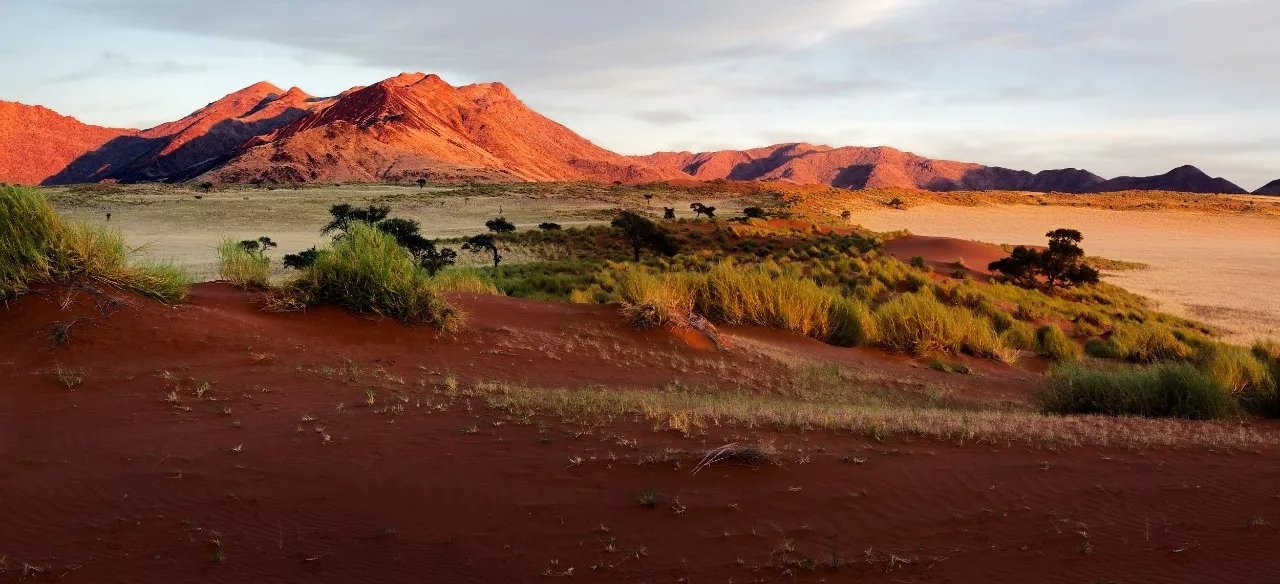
[635, 144, 1108, 193]
[202, 73, 679, 184]
[1255, 180, 1280, 195]
[37, 82, 330, 185]
[1084, 165, 1248, 194]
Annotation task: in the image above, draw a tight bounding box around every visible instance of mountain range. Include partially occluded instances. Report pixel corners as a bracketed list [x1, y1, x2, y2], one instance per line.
[0, 72, 1271, 194]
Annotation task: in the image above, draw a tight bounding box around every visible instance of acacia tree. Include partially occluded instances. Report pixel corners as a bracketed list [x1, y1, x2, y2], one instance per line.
[462, 234, 502, 268]
[988, 228, 1100, 292]
[416, 178, 427, 189]
[238, 236, 277, 257]
[689, 202, 716, 219]
[611, 211, 679, 262]
[663, 207, 676, 220]
[321, 204, 391, 236]
[485, 217, 516, 233]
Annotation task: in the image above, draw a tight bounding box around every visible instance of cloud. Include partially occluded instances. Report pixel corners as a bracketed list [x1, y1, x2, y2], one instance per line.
[41, 51, 206, 85]
[632, 110, 696, 125]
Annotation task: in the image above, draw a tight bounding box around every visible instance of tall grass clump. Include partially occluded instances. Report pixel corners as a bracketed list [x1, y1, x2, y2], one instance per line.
[872, 291, 1013, 362]
[1036, 324, 1080, 363]
[1, 186, 191, 302]
[431, 268, 501, 295]
[827, 297, 875, 347]
[216, 238, 271, 289]
[694, 263, 833, 339]
[287, 222, 460, 331]
[1036, 363, 1233, 420]
[614, 267, 695, 330]
[1198, 343, 1277, 416]
[1085, 323, 1194, 363]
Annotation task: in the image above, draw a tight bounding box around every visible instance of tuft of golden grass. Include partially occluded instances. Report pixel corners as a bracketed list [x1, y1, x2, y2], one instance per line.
[1, 186, 191, 302]
[464, 380, 1276, 450]
[216, 238, 271, 289]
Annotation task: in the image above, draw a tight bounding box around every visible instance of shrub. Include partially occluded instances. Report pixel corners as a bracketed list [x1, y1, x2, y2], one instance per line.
[538, 222, 562, 230]
[217, 238, 271, 289]
[1036, 363, 1233, 420]
[286, 223, 459, 330]
[1086, 324, 1193, 363]
[1200, 343, 1273, 393]
[872, 292, 1012, 362]
[999, 321, 1037, 351]
[1036, 325, 1080, 363]
[431, 268, 501, 295]
[827, 297, 874, 347]
[0, 186, 191, 302]
[485, 217, 516, 233]
[614, 267, 695, 330]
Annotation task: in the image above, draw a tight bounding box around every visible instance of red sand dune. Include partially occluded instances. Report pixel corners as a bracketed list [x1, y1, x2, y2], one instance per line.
[883, 235, 1010, 278]
[3, 284, 1279, 582]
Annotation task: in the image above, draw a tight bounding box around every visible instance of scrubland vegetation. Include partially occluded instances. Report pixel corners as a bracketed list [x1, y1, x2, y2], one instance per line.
[12, 182, 1280, 424]
[1, 186, 191, 302]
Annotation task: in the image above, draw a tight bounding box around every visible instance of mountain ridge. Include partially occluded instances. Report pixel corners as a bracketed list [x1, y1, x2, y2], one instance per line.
[0, 75, 1265, 194]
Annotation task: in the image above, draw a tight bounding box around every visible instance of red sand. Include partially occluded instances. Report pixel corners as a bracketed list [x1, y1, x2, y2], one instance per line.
[883, 234, 1009, 278]
[3, 285, 1278, 583]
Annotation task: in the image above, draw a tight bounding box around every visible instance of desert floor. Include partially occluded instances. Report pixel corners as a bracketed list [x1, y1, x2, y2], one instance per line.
[46, 184, 752, 280]
[858, 204, 1280, 343]
[4, 284, 1278, 583]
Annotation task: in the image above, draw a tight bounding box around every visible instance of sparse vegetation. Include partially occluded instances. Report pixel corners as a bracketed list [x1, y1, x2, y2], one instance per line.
[1036, 363, 1234, 420]
[216, 237, 273, 289]
[1, 185, 191, 302]
[284, 222, 460, 330]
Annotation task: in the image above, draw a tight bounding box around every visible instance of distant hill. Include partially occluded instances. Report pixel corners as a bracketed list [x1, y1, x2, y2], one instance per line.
[0, 73, 681, 186]
[1084, 165, 1247, 194]
[1254, 179, 1280, 195]
[635, 143, 1106, 192]
[0, 101, 130, 185]
[0, 78, 1267, 193]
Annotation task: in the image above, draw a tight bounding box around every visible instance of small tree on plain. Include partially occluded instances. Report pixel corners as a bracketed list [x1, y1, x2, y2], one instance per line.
[611, 211, 679, 262]
[416, 178, 427, 189]
[462, 233, 502, 268]
[689, 202, 716, 219]
[988, 228, 1100, 292]
[485, 217, 516, 233]
[663, 207, 676, 220]
[743, 207, 766, 219]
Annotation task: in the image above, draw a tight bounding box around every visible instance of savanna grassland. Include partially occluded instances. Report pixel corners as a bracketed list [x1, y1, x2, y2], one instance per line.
[4, 182, 1280, 583]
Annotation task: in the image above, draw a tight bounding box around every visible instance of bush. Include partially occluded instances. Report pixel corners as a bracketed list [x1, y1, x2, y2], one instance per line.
[1, 186, 191, 302]
[286, 222, 460, 330]
[1036, 363, 1234, 420]
[827, 297, 874, 347]
[1200, 343, 1274, 394]
[999, 321, 1037, 351]
[217, 238, 271, 289]
[614, 267, 695, 330]
[430, 268, 501, 295]
[1086, 324, 1193, 363]
[872, 292, 1013, 362]
[1036, 325, 1079, 363]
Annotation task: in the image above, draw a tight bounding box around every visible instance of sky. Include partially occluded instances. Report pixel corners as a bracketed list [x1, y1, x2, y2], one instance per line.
[2, 0, 1278, 189]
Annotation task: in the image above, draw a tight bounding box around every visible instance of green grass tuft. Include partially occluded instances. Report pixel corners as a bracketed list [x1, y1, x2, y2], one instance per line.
[216, 238, 271, 289]
[1037, 362, 1234, 420]
[871, 291, 1014, 362]
[1, 186, 191, 302]
[1036, 324, 1080, 363]
[286, 222, 460, 331]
